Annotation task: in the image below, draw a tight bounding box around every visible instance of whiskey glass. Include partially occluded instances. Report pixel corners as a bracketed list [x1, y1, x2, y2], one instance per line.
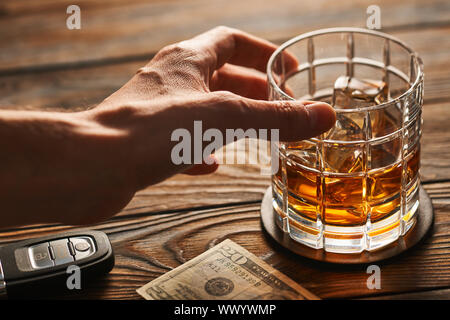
[267, 28, 424, 253]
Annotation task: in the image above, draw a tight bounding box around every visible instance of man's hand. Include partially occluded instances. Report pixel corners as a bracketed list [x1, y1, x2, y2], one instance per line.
[0, 26, 335, 228]
[89, 26, 335, 184]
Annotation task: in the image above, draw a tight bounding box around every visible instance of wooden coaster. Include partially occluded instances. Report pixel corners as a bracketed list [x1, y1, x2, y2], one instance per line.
[260, 186, 434, 264]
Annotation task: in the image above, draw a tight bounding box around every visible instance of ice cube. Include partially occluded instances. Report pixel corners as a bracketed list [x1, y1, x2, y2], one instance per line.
[323, 115, 364, 173]
[324, 144, 363, 173]
[325, 113, 366, 141]
[287, 141, 317, 168]
[332, 76, 389, 109]
[321, 76, 390, 172]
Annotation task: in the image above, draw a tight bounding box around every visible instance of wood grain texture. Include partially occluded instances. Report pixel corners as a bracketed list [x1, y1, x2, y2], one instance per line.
[1, 0, 449, 300]
[1, 26, 450, 107]
[0, 181, 448, 299]
[1, 0, 449, 70]
[362, 288, 450, 299]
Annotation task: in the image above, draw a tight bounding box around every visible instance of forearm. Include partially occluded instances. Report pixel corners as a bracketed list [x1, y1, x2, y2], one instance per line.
[0, 110, 134, 229]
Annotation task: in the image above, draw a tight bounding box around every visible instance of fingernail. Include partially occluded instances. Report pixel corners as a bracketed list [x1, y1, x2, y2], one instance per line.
[305, 102, 336, 133]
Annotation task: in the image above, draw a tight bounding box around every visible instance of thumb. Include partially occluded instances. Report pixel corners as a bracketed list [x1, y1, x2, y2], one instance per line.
[202, 91, 336, 141]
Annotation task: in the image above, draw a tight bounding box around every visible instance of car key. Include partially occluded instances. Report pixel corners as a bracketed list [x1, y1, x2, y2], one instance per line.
[0, 230, 114, 299]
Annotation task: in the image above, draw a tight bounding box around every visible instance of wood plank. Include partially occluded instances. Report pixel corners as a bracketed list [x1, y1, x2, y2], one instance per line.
[421, 102, 450, 183]
[362, 288, 450, 299]
[0, 181, 449, 299]
[1, 26, 449, 109]
[0, 0, 156, 16]
[0, 61, 138, 111]
[1, 0, 449, 70]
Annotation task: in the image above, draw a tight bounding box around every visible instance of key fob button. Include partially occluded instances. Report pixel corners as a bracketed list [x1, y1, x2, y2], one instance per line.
[49, 239, 74, 266]
[28, 242, 54, 269]
[70, 237, 96, 261]
[75, 242, 90, 252]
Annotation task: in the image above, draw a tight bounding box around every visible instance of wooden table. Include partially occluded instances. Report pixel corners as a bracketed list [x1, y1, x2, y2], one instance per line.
[1, 0, 449, 299]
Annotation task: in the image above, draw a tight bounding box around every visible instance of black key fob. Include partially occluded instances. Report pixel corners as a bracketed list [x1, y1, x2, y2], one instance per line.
[0, 230, 114, 299]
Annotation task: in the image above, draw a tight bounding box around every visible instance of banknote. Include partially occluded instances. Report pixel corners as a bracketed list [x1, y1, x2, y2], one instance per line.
[137, 239, 319, 300]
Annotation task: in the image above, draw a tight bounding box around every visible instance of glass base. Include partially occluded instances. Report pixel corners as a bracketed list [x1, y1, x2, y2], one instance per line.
[272, 182, 419, 254]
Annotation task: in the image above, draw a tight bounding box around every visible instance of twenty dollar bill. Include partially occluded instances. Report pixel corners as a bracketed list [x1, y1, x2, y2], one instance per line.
[137, 239, 319, 300]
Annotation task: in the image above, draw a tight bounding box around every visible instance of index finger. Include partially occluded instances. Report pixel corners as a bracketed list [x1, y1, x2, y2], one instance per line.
[179, 26, 298, 75]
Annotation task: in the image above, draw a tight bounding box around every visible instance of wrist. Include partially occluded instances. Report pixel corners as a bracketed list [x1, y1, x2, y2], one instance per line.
[54, 110, 138, 225]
